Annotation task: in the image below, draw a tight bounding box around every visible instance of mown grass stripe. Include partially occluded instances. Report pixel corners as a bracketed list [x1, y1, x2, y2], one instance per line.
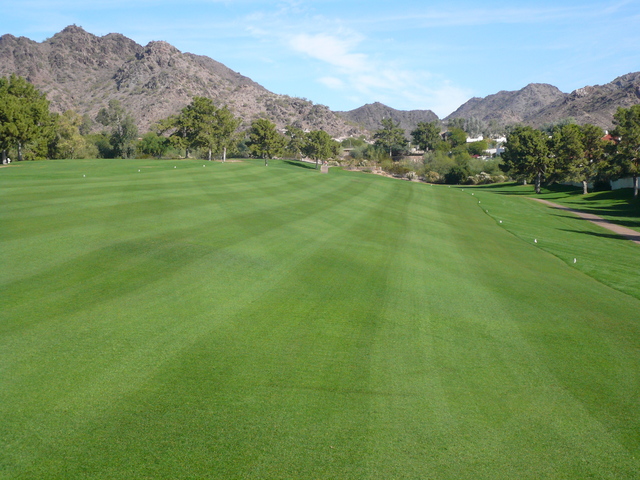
[1, 160, 639, 479]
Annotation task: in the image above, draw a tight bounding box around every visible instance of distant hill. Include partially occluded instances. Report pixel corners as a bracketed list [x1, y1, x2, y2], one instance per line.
[529, 72, 640, 129]
[337, 102, 439, 137]
[446, 76, 640, 130]
[0, 25, 362, 136]
[445, 84, 565, 126]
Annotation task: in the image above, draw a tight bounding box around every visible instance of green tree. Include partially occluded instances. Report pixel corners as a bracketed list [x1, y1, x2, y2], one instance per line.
[137, 131, 169, 158]
[158, 112, 194, 158]
[610, 105, 640, 197]
[84, 133, 114, 158]
[96, 99, 138, 158]
[466, 139, 489, 156]
[581, 123, 608, 190]
[79, 113, 93, 135]
[247, 118, 286, 166]
[302, 130, 340, 169]
[0, 74, 52, 161]
[500, 125, 552, 194]
[374, 118, 407, 156]
[423, 150, 455, 176]
[552, 123, 605, 195]
[411, 121, 442, 152]
[51, 110, 96, 159]
[444, 127, 467, 149]
[444, 165, 470, 185]
[182, 97, 240, 162]
[447, 117, 466, 131]
[285, 124, 307, 160]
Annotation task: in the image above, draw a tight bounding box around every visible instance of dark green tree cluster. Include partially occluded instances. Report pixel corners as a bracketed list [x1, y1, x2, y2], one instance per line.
[246, 118, 286, 166]
[411, 121, 441, 153]
[500, 125, 552, 194]
[159, 97, 240, 161]
[0, 74, 53, 161]
[302, 130, 341, 169]
[374, 118, 407, 156]
[96, 99, 139, 158]
[500, 106, 640, 196]
[244, 119, 340, 168]
[610, 105, 640, 197]
[410, 121, 503, 185]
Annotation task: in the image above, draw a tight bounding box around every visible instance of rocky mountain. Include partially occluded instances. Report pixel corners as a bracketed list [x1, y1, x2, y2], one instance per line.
[337, 102, 439, 137]
[529, 72, 640, 129]
[0, 25, 362, 136]
[445, 83, 566, 126]
[445, 76, 640, 130]
[1, 25, 639, 137]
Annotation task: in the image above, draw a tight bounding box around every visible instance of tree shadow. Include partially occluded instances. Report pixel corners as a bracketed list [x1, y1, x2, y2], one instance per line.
[550, 213, 640, 229]
[283, 159, 317, 170]
[560, 228, 640, 243]
[467, 183, 536, 195]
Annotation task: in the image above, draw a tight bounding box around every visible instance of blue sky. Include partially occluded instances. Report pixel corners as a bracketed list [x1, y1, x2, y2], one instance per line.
[2, 0, 639, 117]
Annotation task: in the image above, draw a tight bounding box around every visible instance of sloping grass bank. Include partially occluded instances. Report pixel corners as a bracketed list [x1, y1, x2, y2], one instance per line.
[1, 160, 639, 479]
[468, 182, 640, 301]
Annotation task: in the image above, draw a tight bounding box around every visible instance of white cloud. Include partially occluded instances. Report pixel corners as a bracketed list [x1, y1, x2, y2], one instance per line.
[319, 76, 346, 90]
[289, 33, 368, 70]
[284, 31, 470, 116]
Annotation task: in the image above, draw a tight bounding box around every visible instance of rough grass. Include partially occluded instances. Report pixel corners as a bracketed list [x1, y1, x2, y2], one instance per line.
[1, 160, 639, 479]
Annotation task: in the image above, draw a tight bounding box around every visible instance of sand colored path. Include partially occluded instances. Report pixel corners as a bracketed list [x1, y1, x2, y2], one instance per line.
[531, 198, 640, 245]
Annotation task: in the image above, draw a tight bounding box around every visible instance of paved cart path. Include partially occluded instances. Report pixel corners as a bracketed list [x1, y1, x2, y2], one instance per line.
[531, 198, 640, 245]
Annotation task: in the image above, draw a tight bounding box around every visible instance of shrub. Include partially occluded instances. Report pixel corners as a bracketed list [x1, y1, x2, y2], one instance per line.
[444, 165, 470, 185]
[421, 171, 441, 183]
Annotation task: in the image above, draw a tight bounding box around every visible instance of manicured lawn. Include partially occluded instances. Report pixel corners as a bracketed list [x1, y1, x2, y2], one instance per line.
[1, 160, 639, 479]
[469, 182, 640, 300]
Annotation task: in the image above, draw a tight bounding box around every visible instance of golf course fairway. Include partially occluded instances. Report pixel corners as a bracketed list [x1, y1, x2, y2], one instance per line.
[1, 159, 639, 479]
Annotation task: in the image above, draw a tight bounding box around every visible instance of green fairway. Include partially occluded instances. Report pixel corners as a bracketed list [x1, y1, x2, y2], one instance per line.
[1, 159, 639, 479]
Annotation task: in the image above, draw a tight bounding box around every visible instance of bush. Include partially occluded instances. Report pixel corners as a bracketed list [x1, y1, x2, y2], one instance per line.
[466, 173, 508, 185]
[421, 171, 441, 183]
[380, 160, 411, 177]
[423, 151, 455, 176]
[444, 165, 470, 185]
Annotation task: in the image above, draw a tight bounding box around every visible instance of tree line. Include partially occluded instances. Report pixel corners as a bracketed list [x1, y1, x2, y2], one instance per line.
[357, 110, 639, 194]
[500, 106, 640, 197]
[347, 118, 503, 184]
[3, 73, 637, 194]
[0, 75, 341, 167]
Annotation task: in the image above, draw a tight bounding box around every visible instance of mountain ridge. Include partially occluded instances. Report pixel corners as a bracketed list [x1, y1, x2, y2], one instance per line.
[336, 102, 439, 138]
[0, 25, 361, 136]
[445, 76, 640, 130]
[1, 26, 639, 135]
